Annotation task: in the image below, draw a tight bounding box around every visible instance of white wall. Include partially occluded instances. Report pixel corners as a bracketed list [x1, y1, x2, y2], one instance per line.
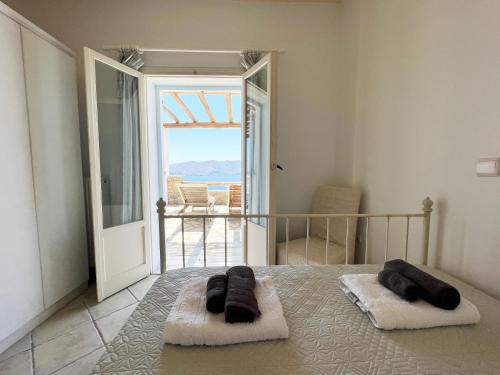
[346, 0, 500, 299]
[336, 0, 361, 187]
[3, 0, 349, 223]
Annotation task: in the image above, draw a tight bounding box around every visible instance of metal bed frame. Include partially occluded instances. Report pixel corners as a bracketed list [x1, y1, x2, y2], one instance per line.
[156, 197, 433, 273]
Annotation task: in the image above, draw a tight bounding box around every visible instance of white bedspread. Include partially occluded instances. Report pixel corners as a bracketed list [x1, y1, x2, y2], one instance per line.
[339, 273, 481, 330]
[164, 276, 289, 346]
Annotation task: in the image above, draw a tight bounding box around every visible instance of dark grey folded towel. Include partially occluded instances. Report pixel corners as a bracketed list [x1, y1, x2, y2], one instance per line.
[378, 269, 420, 302]
[385, 259, 461, 310]
[206, 274, 228, 314]
[225, 266, 261, 323]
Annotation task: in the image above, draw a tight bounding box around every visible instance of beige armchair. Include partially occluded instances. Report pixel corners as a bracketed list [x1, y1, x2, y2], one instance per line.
[277, 185, 361, 265]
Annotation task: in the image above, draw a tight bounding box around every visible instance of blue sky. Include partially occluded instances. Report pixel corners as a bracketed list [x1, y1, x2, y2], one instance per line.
[162, 92, 242, 164]
[167, 128, 241, 164]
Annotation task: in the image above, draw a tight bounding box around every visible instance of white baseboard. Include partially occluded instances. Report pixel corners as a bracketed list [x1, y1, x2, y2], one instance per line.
[0, 281, 88, 354]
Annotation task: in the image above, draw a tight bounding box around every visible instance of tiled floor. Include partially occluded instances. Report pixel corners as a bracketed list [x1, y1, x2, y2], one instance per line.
[161, 204, 243, 271]
[0, 275, 159, 375]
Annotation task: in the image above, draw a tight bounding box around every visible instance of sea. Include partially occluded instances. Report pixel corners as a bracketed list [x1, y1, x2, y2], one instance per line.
[183, 174, 241, 190]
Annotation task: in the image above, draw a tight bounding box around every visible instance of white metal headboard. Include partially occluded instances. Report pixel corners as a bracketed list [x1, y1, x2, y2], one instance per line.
[156, 197, 433, 273]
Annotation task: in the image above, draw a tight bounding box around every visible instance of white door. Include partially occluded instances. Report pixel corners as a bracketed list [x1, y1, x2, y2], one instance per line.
[84, 48, 151, 301]
[242, 53, 277, 266]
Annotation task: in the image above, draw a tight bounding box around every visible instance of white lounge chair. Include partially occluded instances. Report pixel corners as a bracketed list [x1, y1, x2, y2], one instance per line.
[178, 183, 216, 214]
[277, 185, 361, 265]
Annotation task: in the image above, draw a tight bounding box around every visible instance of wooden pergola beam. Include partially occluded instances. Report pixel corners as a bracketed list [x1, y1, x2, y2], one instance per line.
[165, 90, 239, 96]
[163, 122, 240, 129]
[161, 104, 179, 123]
[197, 92, 216, 123]
[201, 91, 239, 95]
[161, 90, 241, 129]
[225, 93, 233, 124]
[170, 93, 197, 123]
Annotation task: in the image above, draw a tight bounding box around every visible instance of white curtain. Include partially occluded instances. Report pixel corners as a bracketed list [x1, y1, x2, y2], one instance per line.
[119, 48, 144, 70]
[121, 73, 143, 224]
[240, 50, 263, 70]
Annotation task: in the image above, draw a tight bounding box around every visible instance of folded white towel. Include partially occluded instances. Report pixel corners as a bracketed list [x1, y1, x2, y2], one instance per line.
[164, 276, 289, 346]
[339, 274, 480, 330]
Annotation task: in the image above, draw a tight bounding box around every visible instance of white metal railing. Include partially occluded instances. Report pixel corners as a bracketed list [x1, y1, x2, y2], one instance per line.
[156, 197, 433, 273]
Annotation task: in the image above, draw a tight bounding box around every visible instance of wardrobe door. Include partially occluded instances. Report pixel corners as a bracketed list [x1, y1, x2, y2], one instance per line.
[0, 13, 44, 342]
[21, 27, 88, 308]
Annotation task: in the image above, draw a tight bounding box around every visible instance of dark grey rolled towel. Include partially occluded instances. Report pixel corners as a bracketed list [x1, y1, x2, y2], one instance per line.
[206, 274, 228, 314]
[378, 269, 420, 302]
[226, 265, 256, 285]
[385, 259, 461, 310]
[225, 266, 261, 323]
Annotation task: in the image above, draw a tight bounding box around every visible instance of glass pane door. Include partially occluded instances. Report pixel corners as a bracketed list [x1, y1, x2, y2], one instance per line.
[245, 65, 269, 226]
[95, 61, 143, 229]
[85, 47, 150, 301]
[242, 53, 276, 266]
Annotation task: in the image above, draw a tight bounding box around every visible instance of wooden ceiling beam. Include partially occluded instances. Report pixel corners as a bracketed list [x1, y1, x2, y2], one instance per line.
[170, 93, 197, 122]
[161, 104, 179, 123]
[225, 93, 233, 124]
[163, 122, 240, 129]
[197, 92, 216, 123]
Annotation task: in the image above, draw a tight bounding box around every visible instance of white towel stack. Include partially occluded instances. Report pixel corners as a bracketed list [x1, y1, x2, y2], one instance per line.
[164, 276, 289, 346]
[339, 274, 480, 330]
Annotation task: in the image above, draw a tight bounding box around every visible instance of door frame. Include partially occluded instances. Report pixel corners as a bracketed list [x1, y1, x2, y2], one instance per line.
[89, 57, 276, 274]
[241, 53, 277, 265]
[144, 74, 242, 273]
[84, 47, 151, 300]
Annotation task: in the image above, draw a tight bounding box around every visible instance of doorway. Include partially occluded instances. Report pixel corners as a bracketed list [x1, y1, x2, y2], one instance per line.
[146, 76, 244, 273]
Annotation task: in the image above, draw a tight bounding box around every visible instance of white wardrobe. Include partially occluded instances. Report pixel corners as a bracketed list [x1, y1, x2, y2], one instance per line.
[0, 2, 88, 352]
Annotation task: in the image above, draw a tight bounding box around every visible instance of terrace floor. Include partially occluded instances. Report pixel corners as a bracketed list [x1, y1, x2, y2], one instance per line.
[162, 204, 243, 271]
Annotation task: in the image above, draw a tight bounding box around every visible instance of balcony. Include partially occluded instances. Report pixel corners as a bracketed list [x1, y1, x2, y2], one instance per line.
[163, 175, 242, 270]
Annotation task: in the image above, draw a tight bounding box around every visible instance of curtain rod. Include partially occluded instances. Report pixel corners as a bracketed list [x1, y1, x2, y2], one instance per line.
[101, 45, 285, 54]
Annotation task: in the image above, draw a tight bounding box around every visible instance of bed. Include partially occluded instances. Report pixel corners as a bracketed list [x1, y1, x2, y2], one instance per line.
[93, 264, 500, 374]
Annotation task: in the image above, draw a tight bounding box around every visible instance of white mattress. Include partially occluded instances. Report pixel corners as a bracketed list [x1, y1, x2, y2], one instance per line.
[93, 265, 500, 374]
